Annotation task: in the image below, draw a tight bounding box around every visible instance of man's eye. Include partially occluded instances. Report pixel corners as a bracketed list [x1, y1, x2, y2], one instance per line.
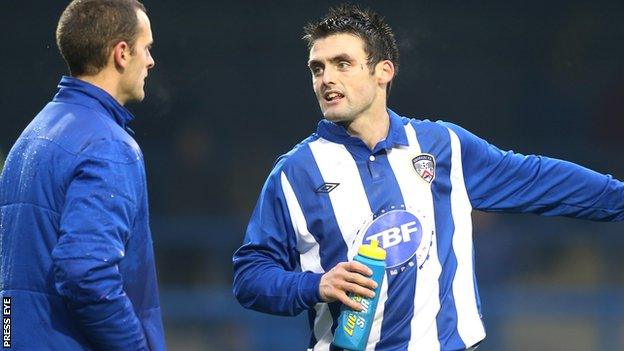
[337, 62, 350, 70]
[311, 67, 323, 76]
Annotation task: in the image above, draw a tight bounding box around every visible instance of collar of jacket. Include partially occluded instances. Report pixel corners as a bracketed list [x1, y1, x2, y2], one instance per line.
[53, 76, 136, 130]
[315, 108, 409, 153]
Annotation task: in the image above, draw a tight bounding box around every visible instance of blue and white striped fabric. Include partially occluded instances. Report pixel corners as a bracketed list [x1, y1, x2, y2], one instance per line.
[233, 109, 624, 351]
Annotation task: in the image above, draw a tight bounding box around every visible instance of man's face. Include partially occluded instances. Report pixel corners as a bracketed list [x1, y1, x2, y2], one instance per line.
[308, 33, 381, 123]
[121, 10, 154, 104]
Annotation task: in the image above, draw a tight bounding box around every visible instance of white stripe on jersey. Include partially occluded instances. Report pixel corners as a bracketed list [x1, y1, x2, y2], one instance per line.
[388, 123, 442, 350]
[308, 138, 373, 349]
[283, 172, 332, 350]
[281, 172, 324, 274]
[308, 138, 372, 252]
[312, 303, 333, 351]
[447, 128, 486, 346]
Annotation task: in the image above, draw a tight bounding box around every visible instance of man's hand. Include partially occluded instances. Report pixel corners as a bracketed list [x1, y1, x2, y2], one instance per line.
[319, 261, 378, 311]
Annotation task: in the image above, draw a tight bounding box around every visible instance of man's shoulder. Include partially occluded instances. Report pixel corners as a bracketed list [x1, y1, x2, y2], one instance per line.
[23, 101, 141, 162]
[272, 133, 321, 170]
[401, 115, 449, 131]
[400, 114, 471, 140]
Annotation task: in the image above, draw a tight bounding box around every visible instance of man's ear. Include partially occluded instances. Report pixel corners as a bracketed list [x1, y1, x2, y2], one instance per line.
[112, 41, 131, 70]
[376, 60, 395, 86]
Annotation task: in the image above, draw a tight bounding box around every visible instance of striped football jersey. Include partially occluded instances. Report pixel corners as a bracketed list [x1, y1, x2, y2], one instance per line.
[233, 109, 624, 350]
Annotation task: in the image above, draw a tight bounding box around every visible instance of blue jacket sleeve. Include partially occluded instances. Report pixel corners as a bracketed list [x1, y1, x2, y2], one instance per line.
[442, 122, 624, 220]
[52, 140, 149, 350]
[233, 161, 322, 316]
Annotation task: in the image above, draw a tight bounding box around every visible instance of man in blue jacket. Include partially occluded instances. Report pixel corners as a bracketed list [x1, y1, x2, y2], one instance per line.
[0, 0, 165, 350]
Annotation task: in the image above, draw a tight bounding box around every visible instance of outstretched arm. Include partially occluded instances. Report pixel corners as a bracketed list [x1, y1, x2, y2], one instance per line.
[443, 122, 624, 220]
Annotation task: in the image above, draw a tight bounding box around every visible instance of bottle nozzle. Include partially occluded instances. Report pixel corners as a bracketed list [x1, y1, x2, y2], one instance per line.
[357, 239, 386, 260]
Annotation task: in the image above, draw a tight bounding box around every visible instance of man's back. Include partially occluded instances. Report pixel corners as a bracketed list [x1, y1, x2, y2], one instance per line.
[0, 77, 164, 350]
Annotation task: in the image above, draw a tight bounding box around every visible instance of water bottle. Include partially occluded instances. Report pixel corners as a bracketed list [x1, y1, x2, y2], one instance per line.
[332, 239, 386, 351]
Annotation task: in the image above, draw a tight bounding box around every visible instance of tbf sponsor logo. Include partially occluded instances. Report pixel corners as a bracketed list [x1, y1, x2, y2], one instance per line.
[361, 210, 428, 269]
[366, 221, 420, 250]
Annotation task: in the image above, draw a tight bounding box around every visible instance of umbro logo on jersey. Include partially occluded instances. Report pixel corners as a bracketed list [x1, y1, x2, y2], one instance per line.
[315, 182, 340, 193]
[412, 153, 436, 183]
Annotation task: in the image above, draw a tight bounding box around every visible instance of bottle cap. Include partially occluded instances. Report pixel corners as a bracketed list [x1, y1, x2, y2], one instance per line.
[358, 239, 386, 260]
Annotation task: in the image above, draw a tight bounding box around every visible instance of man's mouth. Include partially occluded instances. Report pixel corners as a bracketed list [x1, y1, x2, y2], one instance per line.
[324, 91, 344, 102]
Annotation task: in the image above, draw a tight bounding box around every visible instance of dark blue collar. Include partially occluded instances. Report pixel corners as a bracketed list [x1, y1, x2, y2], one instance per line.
[52, 76, 135, 129]
[316, 109, 409, 152]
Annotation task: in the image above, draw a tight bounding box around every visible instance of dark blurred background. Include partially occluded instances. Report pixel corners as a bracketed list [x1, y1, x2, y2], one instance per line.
[2, 1, 624, 350]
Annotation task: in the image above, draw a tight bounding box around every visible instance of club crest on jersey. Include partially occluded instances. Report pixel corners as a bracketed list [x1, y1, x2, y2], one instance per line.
[411, 154, 436, 183]
[358, 210, 432, 272]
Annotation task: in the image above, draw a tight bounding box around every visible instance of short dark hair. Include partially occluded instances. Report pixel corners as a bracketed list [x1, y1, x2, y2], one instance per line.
[56, 0, 147, 76]
[303, 4, 399, 90]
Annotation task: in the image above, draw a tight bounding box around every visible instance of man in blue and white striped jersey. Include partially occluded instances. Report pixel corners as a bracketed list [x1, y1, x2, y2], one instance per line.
[232, 5, 624, 351]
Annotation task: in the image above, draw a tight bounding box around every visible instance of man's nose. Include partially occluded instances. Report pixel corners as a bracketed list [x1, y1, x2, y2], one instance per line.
[147, 51, 155, 69]
[321, 66, 336, 85]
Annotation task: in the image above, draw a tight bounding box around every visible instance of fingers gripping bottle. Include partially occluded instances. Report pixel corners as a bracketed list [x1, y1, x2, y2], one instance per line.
[333, 239, 386, 351]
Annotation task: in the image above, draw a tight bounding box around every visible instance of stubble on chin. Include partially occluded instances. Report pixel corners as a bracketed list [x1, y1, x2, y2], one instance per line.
[127, 89, 146, 104]
[323, 113, 351, 124]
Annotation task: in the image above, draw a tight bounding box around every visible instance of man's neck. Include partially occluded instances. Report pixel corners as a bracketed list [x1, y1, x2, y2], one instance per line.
[342, 104, 390, 150]
[76, 71, 125, 105]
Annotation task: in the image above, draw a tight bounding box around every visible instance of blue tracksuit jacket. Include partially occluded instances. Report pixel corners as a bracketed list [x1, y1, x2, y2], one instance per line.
[0, 77, 165, 350]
